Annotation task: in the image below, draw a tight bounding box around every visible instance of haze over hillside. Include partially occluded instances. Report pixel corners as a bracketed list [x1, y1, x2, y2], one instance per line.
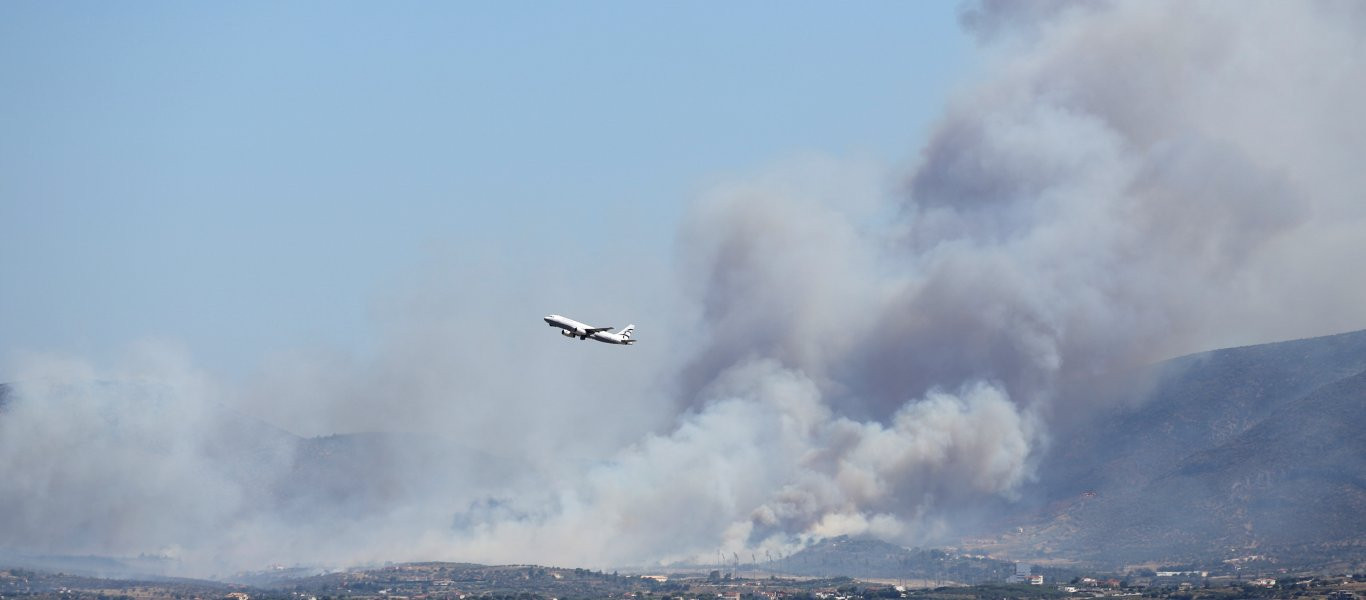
[3, 331, 1364, 578]
[4, 0, 1366, 579]
[982, 330, 1366, 567]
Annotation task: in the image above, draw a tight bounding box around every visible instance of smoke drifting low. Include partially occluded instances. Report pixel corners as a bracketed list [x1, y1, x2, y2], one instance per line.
[4, 0, 1366, 576]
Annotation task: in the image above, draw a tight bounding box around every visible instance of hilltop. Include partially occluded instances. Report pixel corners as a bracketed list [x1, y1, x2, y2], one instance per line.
[980, 329, 1366, 569]
[764, 536, 1013, 583]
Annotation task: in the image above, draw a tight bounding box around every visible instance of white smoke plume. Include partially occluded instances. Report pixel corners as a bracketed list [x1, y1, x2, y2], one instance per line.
[3, 0, 1365, 576]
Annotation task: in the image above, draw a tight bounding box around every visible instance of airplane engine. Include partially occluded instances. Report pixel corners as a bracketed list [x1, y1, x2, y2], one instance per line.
[561, 330, 575, 337]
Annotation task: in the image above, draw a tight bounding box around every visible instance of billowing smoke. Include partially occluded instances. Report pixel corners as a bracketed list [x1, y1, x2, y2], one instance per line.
[3, 0, 1366, 576]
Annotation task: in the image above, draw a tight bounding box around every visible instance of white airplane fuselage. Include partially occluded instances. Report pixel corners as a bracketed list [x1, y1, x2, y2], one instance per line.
[543, 314, 636, 345]
[588, 328, 634, 345]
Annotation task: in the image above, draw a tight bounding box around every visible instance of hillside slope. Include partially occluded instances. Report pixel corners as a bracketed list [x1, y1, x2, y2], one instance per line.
[1003, 329, 1366, 565]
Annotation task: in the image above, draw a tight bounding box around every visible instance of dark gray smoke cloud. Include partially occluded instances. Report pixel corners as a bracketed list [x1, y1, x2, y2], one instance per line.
[3, 0, 1365, 576]
[671, 0, 1366, 555]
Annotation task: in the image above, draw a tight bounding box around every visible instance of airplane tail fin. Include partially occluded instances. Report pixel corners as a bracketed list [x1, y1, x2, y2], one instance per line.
[619, 324, 635, 338]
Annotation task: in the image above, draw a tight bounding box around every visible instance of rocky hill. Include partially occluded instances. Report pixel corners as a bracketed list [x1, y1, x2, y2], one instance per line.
[991, 329, 1366, 568]
[770, 536, 1014, 583]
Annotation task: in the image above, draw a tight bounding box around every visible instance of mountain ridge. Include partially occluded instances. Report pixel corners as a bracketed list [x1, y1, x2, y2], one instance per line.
[990, 329, 1366, 568]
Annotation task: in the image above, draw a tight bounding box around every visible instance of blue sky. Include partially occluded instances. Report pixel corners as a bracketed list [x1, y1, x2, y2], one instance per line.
[0, 2, 972, 375]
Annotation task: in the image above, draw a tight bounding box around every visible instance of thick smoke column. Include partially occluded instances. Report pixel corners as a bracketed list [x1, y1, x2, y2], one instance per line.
[453, 0, 1366, 564]
[690, 1, 1366, 418]
[3, 0, 1365, 575]
[656, 0, 1366, 558]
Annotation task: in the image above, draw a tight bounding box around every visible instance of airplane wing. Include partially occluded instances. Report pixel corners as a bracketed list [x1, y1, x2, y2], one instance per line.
[584, 326, 614, 334]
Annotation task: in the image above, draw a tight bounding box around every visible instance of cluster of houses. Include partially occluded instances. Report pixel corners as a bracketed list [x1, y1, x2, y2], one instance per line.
[1006, 563, 1045, 586]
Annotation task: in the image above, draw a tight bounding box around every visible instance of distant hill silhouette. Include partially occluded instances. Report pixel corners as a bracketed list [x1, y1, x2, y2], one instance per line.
[767, 536, 1013, 582]
[996, 329, 1366, 566]
[3, 330, 1364, 573]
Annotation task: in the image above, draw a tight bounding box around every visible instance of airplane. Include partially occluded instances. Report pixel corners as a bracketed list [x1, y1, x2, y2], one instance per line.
[543, 314, 637, 345]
